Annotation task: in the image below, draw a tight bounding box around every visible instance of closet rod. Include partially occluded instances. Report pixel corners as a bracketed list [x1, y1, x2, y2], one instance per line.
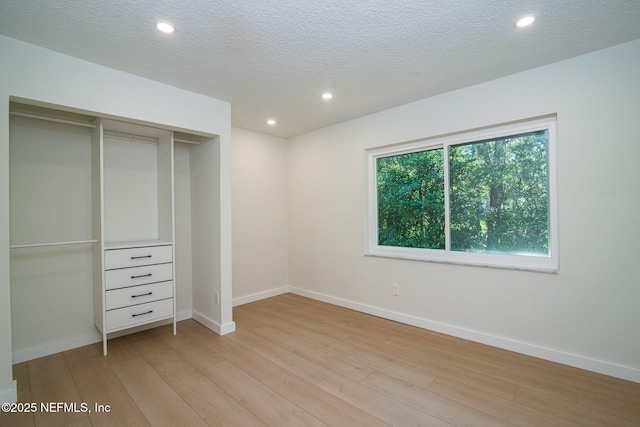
[104, 130, 158, 144]
[10, 239, 99, 249]
[174, 137, 201, 145]
[9, 111, 96, 129]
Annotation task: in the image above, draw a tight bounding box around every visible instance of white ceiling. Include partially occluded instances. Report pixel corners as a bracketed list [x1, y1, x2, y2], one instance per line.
[1, 1, 640, 138]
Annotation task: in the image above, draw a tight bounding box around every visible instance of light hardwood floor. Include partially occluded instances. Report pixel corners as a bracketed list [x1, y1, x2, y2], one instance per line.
[2, 294, 639, 426]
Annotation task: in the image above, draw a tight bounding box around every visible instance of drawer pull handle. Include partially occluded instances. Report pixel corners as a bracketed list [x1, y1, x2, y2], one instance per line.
[132, 310, 153, 317]
[131, 273, 152, 279]
[132, 292, 153, 298]
[131, 255, 152, 260]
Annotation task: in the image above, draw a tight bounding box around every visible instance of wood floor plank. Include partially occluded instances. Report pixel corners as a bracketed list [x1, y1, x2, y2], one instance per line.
[63, 343, 102, 364]
[318, 373, 453, 426]
[576, 387, 640, 424]
[241, 296, 292, 311]
[156, 359, 268, 427]
[202, 360, 327, 427]
[65, 419, 92, 427]
[119, 323, 175, 344]
[623, 381, 640, 404]
[155, 331, 227, 376]
[1, 363, 35, 427]
[262, 370, 390, 427]
[28, 353, 89, 427]
[385, 334, 574, 401]
[12, 363, 30, 398]
[66, 354, 149, 427]
[179, 320, 284, 381]
[232, 311, 271, 331]
[234, 306, 307, 335]
[515, 386, 633, 427]
[103, 343, 140, 366]
[228, 328, 333, 384]
[260, 305, 355, 340]
[385, 324, 480, 358]
[251, 324, 375, 382]
[129, 336, 183, 368]
[249, 294, 306, 313]
[423, 335, 625, 401]
[241, 302, 353, 340]
[361, 370, 514, 427]
[428, 377, 579, 427]
[349, 333, 519, 399]
[285, 305, 400, 342]
[110, 357, 207, 427]
[293, 327, 438, 388]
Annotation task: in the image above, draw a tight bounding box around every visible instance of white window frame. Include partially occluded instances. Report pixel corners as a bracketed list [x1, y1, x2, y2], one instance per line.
[366, 116, 558, 273]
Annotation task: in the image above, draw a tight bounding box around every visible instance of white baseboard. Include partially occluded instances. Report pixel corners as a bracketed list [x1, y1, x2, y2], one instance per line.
[233, 286, 290, 306]
[0, 380, 17, 404]
[288, 287, 640, 384]
[176, 309, 193, 322]
[12, 332, 103, 364]
[12, 309, 194, 364]
[192, 309, 236, 335]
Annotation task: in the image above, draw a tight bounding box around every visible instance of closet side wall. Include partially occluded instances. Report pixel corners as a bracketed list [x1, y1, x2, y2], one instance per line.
[189, 138, 222, 330]
[174, 143, 194, 319]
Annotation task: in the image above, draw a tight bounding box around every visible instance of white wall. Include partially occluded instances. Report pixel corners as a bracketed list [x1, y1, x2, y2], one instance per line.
[231, 128, 289, 304]
[287, 39, 640, 381]
[9, 116, 95, 356]
[0, 34, 232, 402]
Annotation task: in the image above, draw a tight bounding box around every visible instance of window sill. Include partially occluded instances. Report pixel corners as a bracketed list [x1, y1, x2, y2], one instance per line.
[364, 251, 559, 274]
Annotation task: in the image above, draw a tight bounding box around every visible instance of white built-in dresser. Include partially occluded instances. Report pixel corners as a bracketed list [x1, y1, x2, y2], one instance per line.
[93, 118, 177, 355]
[102, 244, 174, 337]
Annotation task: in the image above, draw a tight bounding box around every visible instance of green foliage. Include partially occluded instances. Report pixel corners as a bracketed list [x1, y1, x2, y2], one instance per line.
[377, 149, 445, 249]
[449, 131, 549, 255]
[376, 131, 549, 255]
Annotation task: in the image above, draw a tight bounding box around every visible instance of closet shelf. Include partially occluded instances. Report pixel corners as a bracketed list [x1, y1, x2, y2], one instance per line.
[10, 239, 98, 249]
[10, 111, 96, 129]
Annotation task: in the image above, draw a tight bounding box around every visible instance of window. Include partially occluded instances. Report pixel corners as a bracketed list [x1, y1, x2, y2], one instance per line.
[367, 116, 558, 272]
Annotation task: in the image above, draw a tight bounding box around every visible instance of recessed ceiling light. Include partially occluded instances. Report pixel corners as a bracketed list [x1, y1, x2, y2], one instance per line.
[156, 22, 175, 34]
[267, 119, 276, 125]
[322, 92, 333, 100]
[516, 16, 536, 28]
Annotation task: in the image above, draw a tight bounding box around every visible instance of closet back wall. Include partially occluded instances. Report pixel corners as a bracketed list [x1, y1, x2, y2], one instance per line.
[10, 116, 94, 354]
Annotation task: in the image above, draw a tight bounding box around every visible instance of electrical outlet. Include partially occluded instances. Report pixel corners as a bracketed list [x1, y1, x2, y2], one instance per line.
[392, 283, 400, 296]
[215, 291, 220, 305]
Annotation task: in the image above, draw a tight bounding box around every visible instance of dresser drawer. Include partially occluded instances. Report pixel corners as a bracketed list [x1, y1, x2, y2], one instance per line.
[106, 298, 173, 331]
[105, 245, 173, 270]
[105, 263, 173, 290]
[105, 281, 173, 310]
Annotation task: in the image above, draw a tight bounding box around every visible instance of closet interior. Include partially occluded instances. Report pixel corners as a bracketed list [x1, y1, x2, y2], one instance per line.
[8, 102, 218, 357]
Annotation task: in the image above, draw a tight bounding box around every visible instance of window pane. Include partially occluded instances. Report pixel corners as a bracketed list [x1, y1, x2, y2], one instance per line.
[449, 131, 549, 256]
[377, 149, 445, 249]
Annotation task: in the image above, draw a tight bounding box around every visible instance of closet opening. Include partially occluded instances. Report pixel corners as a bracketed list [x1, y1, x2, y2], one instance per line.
[8, 101, 224, 360]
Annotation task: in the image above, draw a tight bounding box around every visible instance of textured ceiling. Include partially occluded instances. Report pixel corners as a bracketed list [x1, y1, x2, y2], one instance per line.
[1, 1, 640, 138]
